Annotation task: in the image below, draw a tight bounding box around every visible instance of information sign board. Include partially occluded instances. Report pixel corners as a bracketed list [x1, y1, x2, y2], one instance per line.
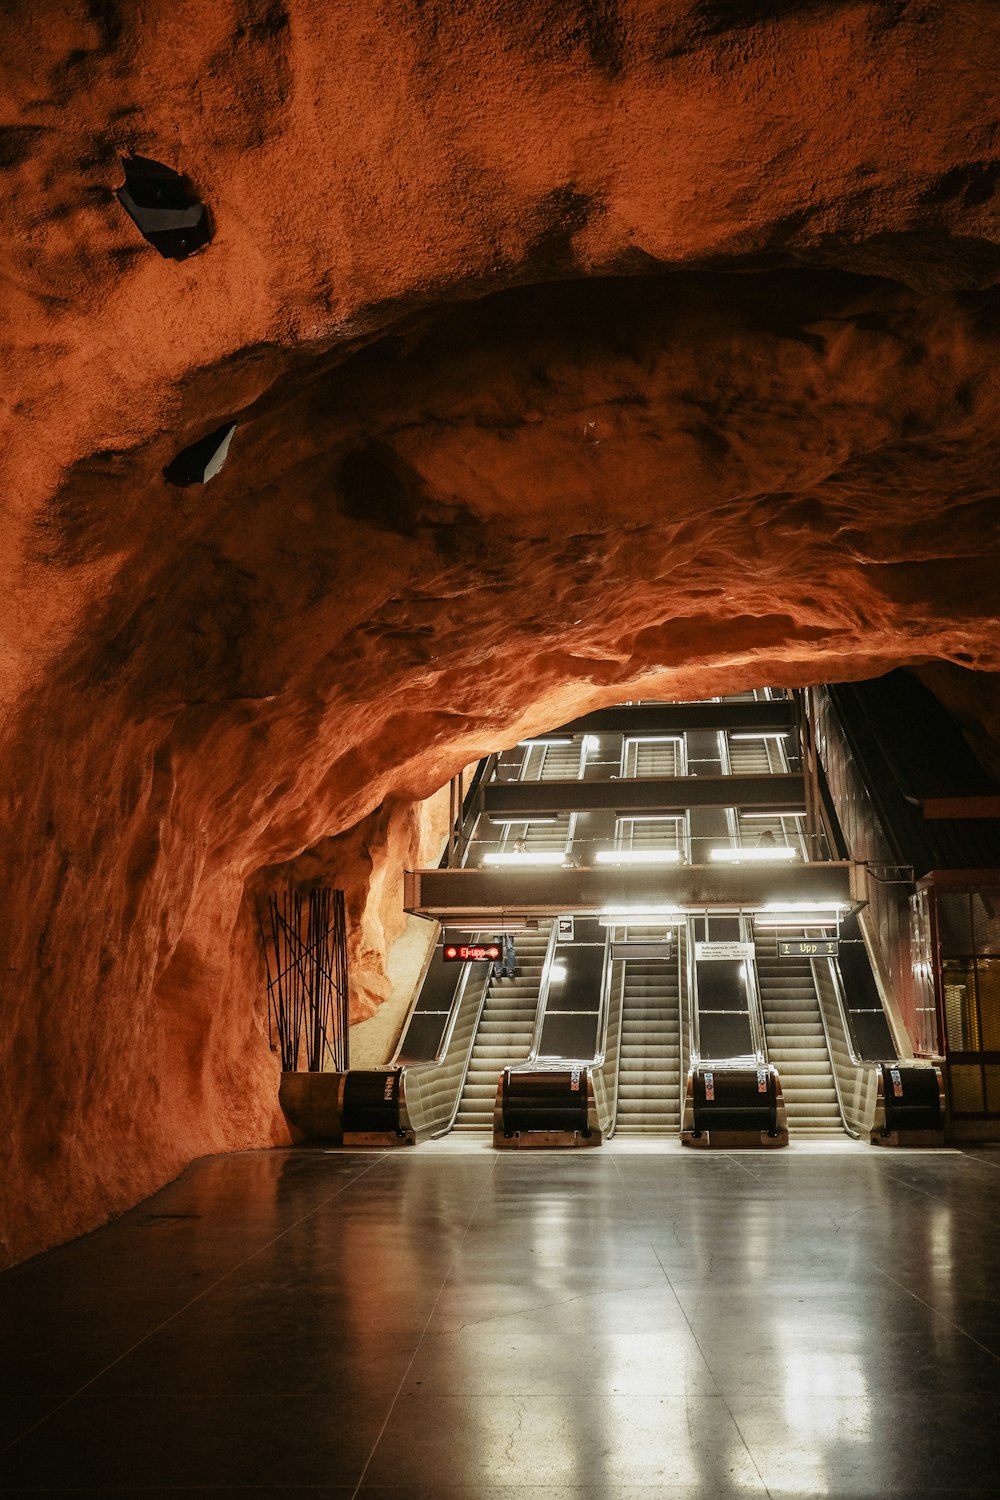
[696, 941, 755, 962]
[557, 915, 575, 942]
[778, 938, 839, 958]
[443, 941, 501, 963]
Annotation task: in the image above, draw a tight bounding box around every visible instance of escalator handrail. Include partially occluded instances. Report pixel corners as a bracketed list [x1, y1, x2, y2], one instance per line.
[398, 962, 494, 1137]
[387, 920, 444, 1067]
[525, 921, 563, 1063]
[808, 949, 869, 1140]
[742, 913, 770, 1065]
[685, 916, 701, 1064]
[593, 928, 624, 1136]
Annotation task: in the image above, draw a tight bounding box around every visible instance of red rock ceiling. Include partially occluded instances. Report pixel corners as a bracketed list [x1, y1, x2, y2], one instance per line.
[2, 1, 999, 1264]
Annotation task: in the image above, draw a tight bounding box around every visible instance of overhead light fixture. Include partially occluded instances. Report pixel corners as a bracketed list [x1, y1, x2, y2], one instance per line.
[595, 849, 681, 865]
[597, 904, 684, 927]
[740, 810, 805, 819]
[729, 732, 790, 740]
[482, 851, 566, 866]
[599, 903, 682, 915]
[487, 815, 558, 825]
[518, 735, 574, 748]
[753, 912, 840, 928]
[443, 917, 535, 933]
[761, 901, 844, 912]
[709, 846, 798, 862]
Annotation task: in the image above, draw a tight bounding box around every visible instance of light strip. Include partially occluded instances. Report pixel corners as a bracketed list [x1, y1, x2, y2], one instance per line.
[518, 735, 574, 747]
[482, 851, 566, 866]
[598, 904, 683, 922]
[595, 849, 681, 865]
[487, 816, 558, 825]
[740, 810, 805, 819]
[599, 917, 683, 929]
[709, 846, 798, 862]
[729, 731, 790, 740]
[761, 901, 845, 911]
[753, 914, 839, 928]
[443, 919, 534, 933]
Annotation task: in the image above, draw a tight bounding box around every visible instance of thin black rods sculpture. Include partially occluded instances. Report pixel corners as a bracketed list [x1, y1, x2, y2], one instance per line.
[258, 888, 350, 1072]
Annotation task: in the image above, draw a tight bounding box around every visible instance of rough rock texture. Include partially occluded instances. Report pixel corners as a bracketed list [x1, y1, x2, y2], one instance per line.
[2, 1, 1000, 1264]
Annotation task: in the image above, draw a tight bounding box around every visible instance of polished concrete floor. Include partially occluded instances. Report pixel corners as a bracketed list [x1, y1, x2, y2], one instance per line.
[2, 1141, 1000, 1496]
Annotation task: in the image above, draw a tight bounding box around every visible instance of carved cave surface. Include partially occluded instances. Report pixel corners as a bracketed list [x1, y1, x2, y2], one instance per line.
[1, 1, 999, 1263]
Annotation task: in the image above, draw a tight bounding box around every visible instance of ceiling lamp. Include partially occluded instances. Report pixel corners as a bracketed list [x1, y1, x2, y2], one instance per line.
[482, 851, 566, 866]
[709, 846, 798, 862]
[595, 849, 681, 865]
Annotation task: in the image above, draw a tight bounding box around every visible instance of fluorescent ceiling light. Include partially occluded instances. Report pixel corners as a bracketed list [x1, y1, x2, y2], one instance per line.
[595, 849, 681, 865]
[482, 851, 566, 866]
[487, 815, 558, 825]
[753, 913, 839, 928]
[617, 814, 683, 824]
[598, 904, 683, 927]
[444, 918, 534, 933]
[709, 846, 798, 862]
[761, 901, 844, 911]
[740, 810, 805, 819]
[729, 731, 790, 740]
[518, 735, 573, 747]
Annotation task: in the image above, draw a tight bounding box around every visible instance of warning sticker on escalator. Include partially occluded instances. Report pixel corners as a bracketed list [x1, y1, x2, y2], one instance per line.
[704, 1071, 715, 1101]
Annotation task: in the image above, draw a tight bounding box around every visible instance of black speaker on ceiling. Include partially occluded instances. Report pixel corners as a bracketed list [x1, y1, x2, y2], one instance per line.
[115, 155, 211, 260]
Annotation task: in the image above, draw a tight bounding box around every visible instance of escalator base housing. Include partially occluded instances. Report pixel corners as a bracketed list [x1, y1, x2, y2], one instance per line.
[681, 1064, 789, 1148]
[870, 1064, 946, 1147]
[494, 1128, 601, 1150]
[494, 1067, 602, 1149]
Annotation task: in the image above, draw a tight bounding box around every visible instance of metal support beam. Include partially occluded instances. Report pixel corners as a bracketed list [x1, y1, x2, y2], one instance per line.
[404, 860, 863, 918]
[483, 773, 806, 818]
[556, 702, 795, 734]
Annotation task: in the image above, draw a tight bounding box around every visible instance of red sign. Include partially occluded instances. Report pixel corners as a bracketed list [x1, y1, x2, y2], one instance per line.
[443, 942, 501, 963]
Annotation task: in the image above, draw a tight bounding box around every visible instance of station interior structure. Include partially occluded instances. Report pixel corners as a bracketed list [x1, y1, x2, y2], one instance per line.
[317, 675, 999, 1155]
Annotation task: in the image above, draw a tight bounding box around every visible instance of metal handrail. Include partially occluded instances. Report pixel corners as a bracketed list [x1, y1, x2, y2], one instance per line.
[593, 931, 624, 1135]
[525, 921, 562, 1062]
[813, 949, 887, 1138]
[808, 952, 867, 1139]
[685, 916, 700, 1065]
[398, 964, 493, 1138]
[742, 912, 769, 1065]
[387, 921, 443, 1067]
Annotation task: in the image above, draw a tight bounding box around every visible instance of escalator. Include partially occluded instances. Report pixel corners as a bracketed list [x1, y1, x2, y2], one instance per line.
[453, 924, 552, 1129]
[613, 942, 683, 1133]
[754, 930, 844, 1136]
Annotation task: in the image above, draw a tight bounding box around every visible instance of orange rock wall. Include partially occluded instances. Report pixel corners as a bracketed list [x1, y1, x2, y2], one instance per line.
[1, 1, 999, 1264]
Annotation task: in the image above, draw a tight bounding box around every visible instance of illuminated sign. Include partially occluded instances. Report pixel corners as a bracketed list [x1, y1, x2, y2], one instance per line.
[778, 938, 839, 958]
[443, 942, 501, 963]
